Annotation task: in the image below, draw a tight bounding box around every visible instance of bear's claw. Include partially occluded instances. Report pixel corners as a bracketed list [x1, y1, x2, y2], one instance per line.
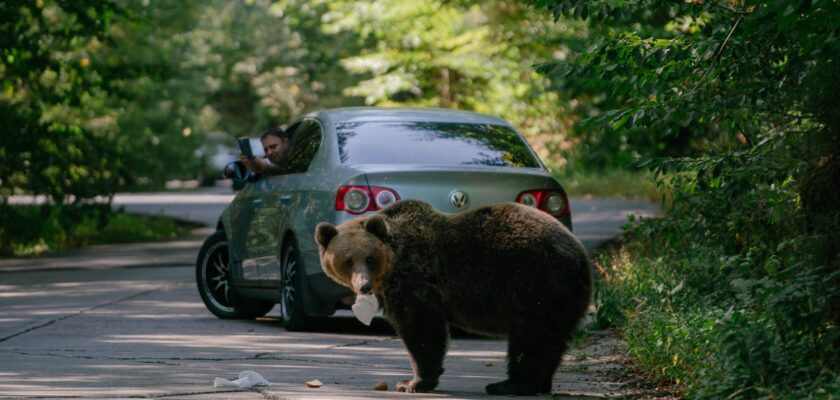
[395, 378, 438, 393]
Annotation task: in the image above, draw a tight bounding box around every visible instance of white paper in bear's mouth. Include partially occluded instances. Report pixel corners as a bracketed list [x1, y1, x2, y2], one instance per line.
[351, 294, 379, 326]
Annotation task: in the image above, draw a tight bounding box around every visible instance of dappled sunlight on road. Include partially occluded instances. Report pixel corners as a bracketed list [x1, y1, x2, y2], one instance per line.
[446, 350, 506, 358]
[101, 333, 338, 351]
[131, 300, 204, 309]
[0, 280, 170, 299]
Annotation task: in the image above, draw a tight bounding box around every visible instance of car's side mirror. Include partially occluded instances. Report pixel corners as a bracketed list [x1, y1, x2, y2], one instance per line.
[224, 161, 251, 190]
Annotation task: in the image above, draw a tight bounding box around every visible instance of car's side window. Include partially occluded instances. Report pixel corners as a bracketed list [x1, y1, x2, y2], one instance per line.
[276, 120, 323, 174]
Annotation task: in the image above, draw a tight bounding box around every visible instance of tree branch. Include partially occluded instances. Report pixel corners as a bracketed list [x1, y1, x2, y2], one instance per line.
[686, 15, 743, 98]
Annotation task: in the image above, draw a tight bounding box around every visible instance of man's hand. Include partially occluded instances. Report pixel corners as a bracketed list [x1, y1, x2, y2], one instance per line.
[240, 154, 283, 175]
[240, 154, 266, 173]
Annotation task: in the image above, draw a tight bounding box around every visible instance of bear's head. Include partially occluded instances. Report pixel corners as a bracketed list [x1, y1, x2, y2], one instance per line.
[314, 215, 394, 295]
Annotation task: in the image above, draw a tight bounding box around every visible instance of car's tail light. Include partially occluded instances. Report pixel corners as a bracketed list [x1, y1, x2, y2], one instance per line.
[339, 186, 370, 213]
[336, 185, 400, 214]
[516, 189, 570, 217]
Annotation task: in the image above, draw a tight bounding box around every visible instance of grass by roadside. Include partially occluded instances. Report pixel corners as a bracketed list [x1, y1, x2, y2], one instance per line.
[76, 212, 200, 245]
[0, 205, 199, 258]
[554, 169, 661, 200]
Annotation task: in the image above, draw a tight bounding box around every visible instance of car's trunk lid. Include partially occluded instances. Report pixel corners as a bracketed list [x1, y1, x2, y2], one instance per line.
[358, 165, 561, 214]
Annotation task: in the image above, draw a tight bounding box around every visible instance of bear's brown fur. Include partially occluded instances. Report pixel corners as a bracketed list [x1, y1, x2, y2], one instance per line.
[315, 199, 592, 395]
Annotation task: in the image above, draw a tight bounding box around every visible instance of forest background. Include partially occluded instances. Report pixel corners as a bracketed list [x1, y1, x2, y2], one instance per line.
[2, 0, 838, 398]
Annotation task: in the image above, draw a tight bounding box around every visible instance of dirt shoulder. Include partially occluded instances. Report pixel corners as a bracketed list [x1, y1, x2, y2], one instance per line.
[554, 329, 680, 399]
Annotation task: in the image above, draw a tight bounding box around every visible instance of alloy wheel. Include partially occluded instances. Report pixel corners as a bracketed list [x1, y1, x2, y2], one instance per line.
[202, 240, 236, 313]
[280, 246, 297, 318]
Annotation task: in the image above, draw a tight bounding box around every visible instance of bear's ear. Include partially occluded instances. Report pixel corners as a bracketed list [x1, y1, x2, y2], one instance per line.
[364, 215, 389, 241]
[315, 222, 338, 247]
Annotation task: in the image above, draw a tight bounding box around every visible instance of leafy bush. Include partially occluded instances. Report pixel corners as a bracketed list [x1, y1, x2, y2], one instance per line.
[0, 204, 195, 257]
[594, 132, 840, 398]
[531, 1, 840, 397]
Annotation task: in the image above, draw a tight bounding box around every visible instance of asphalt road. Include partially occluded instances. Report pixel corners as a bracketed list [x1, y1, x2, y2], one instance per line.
[0, 190, 659, 399]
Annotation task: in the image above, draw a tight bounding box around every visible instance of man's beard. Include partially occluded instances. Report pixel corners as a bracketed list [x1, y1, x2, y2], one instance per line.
[269, 148, 289, 164]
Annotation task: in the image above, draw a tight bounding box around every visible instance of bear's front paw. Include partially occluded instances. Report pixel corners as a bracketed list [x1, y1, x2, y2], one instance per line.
[395, 378, 437, 393]
[395, 379, 413, 392]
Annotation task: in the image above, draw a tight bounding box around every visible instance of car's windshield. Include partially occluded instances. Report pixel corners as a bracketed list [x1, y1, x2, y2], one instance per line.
[335, 121, 541, 168]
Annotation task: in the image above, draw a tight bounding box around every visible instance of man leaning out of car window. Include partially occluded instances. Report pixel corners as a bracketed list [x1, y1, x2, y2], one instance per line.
[240, 127, 291, 175]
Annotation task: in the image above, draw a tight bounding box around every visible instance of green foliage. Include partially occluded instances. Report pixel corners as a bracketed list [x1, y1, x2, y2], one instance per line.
[76, 211, 197, 246]
[1, 0, 360, 199]
[1, 1, 125, 203]
[0, 205, 193, 257]
[320, 0, 577, 168]
[597, 150, 840, 396]
[534, 0, 840, 397]
[96, 0, 360, 187]
[537, 0, 840, 171]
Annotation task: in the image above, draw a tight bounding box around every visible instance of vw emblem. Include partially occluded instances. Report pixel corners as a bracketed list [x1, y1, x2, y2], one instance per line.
[449, 190, 470, 209]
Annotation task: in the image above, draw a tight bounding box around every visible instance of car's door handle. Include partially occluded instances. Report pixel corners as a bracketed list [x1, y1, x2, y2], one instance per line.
[252, 199, 263, 208]
[279, 195, 293, 205]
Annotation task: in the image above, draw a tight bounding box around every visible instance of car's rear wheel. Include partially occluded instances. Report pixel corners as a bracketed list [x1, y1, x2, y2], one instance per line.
[196, 231, 274, 319]
[280, 238, 314, 331]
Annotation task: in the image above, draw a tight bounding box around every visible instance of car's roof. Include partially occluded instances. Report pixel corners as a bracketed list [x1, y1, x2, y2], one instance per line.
[303, 107, 511, 127]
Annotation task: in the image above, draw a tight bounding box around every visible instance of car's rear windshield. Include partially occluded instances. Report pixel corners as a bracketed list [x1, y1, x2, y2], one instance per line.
[335, 121, 541, 168]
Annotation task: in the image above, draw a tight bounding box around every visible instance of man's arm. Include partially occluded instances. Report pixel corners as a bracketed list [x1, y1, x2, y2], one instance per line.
[240, 155, 282, 174]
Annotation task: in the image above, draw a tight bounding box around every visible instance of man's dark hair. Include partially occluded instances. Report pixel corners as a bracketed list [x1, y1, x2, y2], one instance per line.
[260, 126, 290, 141]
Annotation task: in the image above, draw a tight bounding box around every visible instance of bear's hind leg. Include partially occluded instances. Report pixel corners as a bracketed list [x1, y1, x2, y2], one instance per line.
[486, 328, 566, 395]
[391, 307, 449, 393]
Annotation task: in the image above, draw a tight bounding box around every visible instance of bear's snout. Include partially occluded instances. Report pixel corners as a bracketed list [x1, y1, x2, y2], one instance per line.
[351, 266, 373, 295]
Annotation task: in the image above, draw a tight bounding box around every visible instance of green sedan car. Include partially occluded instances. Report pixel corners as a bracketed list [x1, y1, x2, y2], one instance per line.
[196, 107, 572, 330]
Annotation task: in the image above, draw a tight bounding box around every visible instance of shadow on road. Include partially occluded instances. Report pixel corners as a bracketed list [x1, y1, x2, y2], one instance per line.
[254, 313, 499, 341]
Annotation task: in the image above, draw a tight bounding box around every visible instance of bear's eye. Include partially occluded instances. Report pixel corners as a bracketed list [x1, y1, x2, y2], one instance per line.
[365, 256, 374, 265]
[343, 259, 353, 269]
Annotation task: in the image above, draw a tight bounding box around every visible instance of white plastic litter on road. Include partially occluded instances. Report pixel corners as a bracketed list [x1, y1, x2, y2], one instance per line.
[214, 371, 273, 389]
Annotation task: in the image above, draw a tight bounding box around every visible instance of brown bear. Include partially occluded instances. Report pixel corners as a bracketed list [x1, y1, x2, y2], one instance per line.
[314, 199, 592, 395]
